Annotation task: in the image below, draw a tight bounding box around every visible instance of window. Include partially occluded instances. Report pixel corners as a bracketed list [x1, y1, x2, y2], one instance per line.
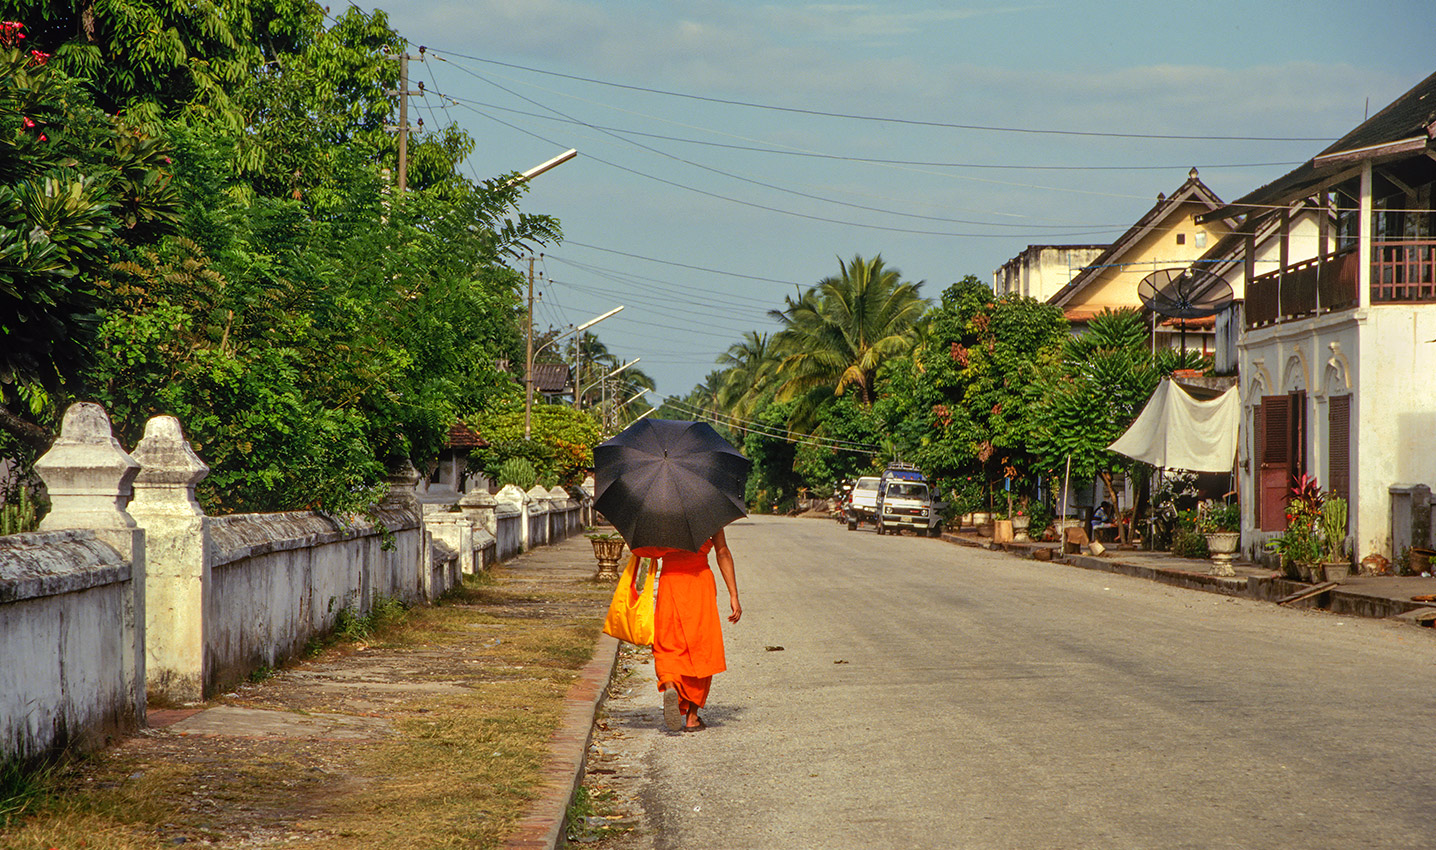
[1176, 233, 1186, 245]
[1258, 392, 1306, 531]
[1195, 231, 1207, 248]
[1328, 395, 1350, 509]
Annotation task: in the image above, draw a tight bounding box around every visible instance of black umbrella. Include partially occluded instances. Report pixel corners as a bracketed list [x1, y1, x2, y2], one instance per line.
[593, 418, 751, 552]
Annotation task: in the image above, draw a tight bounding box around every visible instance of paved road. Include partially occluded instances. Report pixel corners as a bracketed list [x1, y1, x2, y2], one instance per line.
[590, 515, 1436, 850]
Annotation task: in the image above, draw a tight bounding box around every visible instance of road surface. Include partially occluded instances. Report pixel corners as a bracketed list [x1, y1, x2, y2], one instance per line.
[585, 515, 1436, 849]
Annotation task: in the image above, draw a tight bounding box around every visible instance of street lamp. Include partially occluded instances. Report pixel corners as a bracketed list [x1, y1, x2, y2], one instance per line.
[526, 307, 623, 438]
[508, 147, 579, 439]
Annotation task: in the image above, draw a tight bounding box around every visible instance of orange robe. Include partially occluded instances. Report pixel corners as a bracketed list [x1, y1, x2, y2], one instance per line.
[632, 540, 726, 710]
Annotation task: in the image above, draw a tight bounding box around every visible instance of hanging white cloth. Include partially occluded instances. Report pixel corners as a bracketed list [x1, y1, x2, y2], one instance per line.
[1107, 379, 1239, 472]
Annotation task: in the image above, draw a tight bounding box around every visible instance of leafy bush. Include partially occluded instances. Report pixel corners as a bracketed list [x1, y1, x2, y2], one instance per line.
[1196, 500, 1240, 533]
[496, 457, 537, 490]
[1171, 530, 1209, 559]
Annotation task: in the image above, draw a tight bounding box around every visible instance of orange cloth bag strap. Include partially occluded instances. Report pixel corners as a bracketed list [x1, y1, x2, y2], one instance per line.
[602, 554, 655, 646]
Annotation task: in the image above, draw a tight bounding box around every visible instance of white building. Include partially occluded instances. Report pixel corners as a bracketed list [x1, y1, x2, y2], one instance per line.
[1196, 70, 1436, 563]
[993, 244, 1106, 302]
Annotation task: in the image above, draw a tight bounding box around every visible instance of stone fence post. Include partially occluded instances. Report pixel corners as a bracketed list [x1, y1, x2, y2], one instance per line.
[128, 416, 210, 704]
[33, 403, 147, 725]
[381, 459, 424, 600]
[496, 484, 528, 551]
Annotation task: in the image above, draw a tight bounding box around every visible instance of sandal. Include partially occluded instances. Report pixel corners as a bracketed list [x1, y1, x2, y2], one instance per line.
[682, 717, 706, 732]
[662, 688, 683, 732]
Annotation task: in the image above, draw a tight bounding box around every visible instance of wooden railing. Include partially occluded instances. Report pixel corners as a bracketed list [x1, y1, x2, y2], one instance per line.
[1246, 248, 1358, 328]
[1373, 240, 1436, 302]
[1245, 242, 1435, 329]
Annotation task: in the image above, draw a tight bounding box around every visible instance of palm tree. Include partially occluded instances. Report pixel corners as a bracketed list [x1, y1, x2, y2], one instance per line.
[715, 331, 775, 422]
[770, 255, 927, 407]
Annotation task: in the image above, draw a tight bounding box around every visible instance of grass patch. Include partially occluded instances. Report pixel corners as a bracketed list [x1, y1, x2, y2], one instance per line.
[565, 785, 627, 844]
[2, 566, 611, 850]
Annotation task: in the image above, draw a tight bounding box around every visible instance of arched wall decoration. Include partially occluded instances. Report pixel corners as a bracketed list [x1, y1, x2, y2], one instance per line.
[1247, 360, 1272, 406]
[1280, 347, 1309, 393]
[1322, 341, 1353, 394]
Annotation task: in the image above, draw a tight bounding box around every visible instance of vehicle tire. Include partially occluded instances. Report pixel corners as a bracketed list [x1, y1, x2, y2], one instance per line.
[847, 520, 857, 531]
[929, 526, 942, 538]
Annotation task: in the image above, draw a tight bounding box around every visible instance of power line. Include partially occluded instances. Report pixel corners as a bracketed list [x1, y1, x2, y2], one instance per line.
[431, 66, 1131, 235]
[424, 48, 1335, 143]
[661, 398, 879, 455]
[422, 89, 1305, 173]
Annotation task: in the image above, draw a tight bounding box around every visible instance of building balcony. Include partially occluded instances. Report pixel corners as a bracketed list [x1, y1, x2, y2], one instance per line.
[1245, 240, 1436, 329]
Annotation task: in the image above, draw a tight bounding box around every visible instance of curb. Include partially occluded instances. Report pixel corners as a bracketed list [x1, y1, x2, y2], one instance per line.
[503, 633, 621, 850]
[942, 531, 1434, 625]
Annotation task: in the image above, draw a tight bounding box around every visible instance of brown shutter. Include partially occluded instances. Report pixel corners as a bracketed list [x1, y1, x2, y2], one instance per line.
[1328, 395, 1351, 511]
[1259, 394, 1292, 531]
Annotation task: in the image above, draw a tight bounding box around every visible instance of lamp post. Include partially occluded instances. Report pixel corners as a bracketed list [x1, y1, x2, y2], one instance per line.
[577, 359, 640, 432]
[525, 307, 623, 438]
[508, 147, 579, 440]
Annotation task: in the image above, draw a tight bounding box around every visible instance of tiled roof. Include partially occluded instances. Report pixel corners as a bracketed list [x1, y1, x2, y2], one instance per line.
[447, 422, 487, 449]
[1048, 170, 1224, 308]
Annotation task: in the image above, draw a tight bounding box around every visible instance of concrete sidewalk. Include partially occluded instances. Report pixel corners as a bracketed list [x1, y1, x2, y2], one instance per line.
[942, 528, 1436, 626]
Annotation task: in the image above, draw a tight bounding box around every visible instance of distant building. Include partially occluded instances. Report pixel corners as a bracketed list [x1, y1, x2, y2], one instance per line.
[1047, 169, 1233, 353]
[993, 244, 1106, 302]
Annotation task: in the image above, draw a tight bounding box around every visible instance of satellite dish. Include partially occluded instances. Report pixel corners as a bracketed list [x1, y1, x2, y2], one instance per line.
[1137, 268, 1234, 355]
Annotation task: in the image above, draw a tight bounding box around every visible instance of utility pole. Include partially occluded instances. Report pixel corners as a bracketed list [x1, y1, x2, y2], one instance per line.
[524, 255, 536, 439]
[397, 51, 408, 193]
[386, 48, 425, 193]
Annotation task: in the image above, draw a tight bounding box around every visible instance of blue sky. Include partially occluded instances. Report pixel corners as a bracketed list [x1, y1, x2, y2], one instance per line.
[366, 0, 1434, 401]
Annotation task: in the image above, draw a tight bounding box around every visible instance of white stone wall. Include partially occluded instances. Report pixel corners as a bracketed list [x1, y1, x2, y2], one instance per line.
[1237, 303, 1436, 561]
[1, 403, 594, 761]
[0, 531, 137, 761]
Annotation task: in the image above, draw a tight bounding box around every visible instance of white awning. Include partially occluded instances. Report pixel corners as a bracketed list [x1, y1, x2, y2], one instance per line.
[1107, 379, 1239, 472]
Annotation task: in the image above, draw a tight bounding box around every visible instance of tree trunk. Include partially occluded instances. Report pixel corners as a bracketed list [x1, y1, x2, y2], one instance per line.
[1097, 469, 1125, 543]
[0, 404, 54, 453]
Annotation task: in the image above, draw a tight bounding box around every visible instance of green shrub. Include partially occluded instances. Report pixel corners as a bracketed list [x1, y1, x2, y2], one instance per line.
[496, 457, 538, 490]
[1172, 530, 1209, 559]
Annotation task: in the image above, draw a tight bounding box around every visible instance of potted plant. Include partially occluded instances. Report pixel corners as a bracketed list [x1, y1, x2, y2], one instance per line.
[585, 530, 627, 580]
[1265, 475, 1323, 581]
[1319, 497, 1350, 583]
[1197, 500, 1241, 575]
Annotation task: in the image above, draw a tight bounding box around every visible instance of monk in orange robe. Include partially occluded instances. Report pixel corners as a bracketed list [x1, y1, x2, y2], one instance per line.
[632, 527, 741, 731]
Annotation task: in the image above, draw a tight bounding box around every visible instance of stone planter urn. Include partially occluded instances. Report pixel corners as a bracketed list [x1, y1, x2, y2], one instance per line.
[1320, 561, 1351, 583]
[1010, 514, 1032, 543]
[589, 536, 627, 581]
[1204, 531, 1241, 576]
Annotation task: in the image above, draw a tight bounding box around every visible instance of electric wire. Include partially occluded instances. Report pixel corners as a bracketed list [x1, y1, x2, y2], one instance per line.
[659, 397, 880, 455]
[425, 48, 1335, 143]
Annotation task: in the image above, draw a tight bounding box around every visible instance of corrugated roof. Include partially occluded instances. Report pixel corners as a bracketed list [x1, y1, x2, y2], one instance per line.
[1201, 70, 1436, 219]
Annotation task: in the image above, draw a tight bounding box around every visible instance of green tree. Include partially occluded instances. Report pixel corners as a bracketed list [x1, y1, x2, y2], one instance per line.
[1031, 307, 1160, 535]
[0, 37, 178, 451]
[472, 401, 602, 486]
[715, 330, 775, 422]
[770, 254, 927, 411]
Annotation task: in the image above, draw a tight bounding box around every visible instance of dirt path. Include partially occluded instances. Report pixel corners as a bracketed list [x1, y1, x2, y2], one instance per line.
[4, 539, 611, 850]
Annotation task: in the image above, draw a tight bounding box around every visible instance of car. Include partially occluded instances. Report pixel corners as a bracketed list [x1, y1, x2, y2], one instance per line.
[845, 476, 880, 530]
[874, 463, 942, 537]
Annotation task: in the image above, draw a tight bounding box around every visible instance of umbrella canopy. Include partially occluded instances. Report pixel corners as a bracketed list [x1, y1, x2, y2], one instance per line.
[593, 419, 751, 552]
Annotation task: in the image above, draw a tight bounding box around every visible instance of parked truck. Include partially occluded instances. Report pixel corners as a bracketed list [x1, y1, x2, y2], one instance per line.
[874, 463, 942, 537]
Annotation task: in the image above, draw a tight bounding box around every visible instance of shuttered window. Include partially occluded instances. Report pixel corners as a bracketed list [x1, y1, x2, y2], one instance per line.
[1259, 392, 1307, 531]
[1328, 395, 1351, 512]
